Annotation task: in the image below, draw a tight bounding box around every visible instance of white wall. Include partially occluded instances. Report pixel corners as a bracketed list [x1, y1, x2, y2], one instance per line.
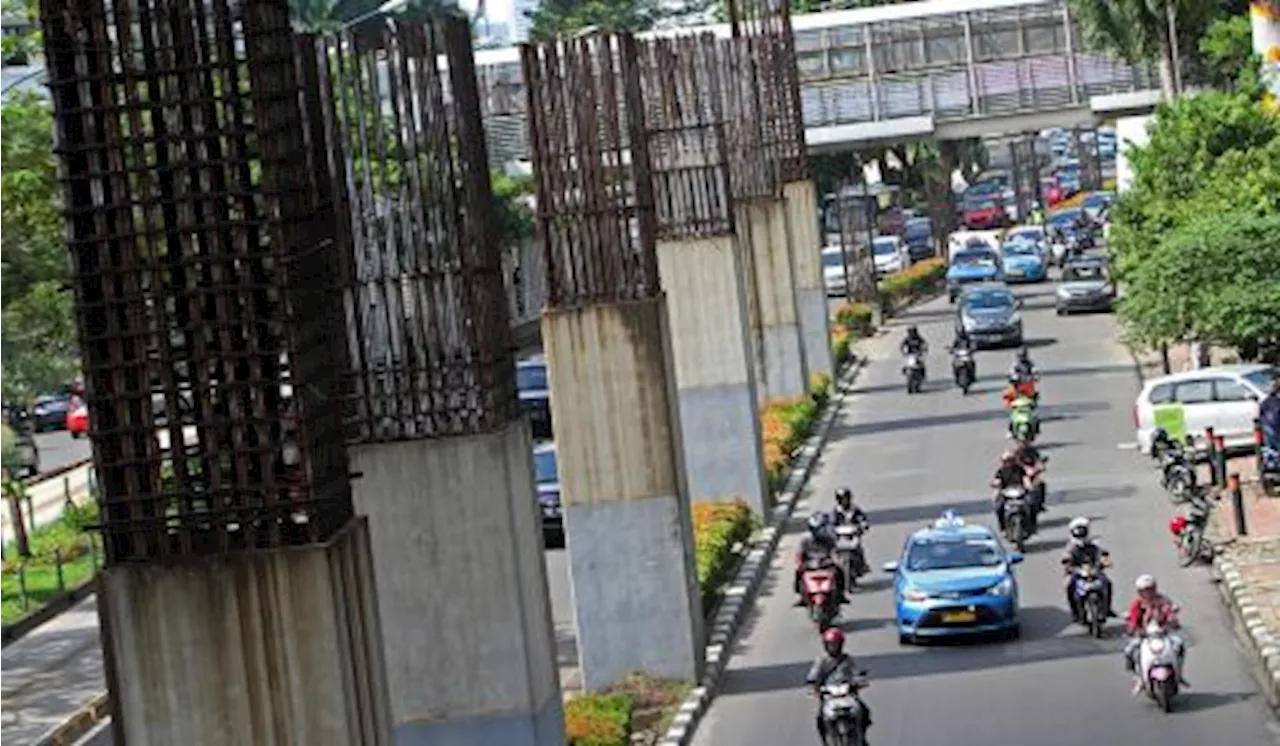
[1114, 114, 1154, 194]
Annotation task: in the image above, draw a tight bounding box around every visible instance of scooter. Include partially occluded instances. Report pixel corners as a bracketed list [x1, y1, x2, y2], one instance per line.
[1151, 432, 1196, 502]
[1072, 560, 1109, 638]
[903, 354, 925, 394]
[801, 557, 841, 630]
[952, 348, 975, 395]
[834, 522, 870, 587]
[1138, 621, 1182, 712]
[1170, 485, 1216, 567]
[1009, 401, 1038, 443]
[817, 675, 872, 746]
[1001, 486, 1034, 552]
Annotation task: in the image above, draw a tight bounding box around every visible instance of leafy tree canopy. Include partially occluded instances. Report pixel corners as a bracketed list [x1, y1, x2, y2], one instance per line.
[1198, 13, 1260, 92]
[529, 0, 661, 40]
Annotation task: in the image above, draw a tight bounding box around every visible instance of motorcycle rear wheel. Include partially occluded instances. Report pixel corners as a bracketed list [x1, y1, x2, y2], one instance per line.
[1177, 529, 1203, 568]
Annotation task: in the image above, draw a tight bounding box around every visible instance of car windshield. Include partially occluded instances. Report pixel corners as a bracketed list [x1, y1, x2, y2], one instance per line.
[533, 451, 558, 484]
[1244, 368, 1278, 392]
[1008, 230, 1041, 242]
[516, 364, 548, 391]
[906, 537, 1004, 571]
[952, 251, 994, 267]
[873, 239, 897, 256]
[1062, 264, 1107, 282]
[962, 291, 1013, 310]
[822, 251, 844, 269]
[966, 198, 999, 211]
[904, 220, 931, 238]
[1003, 242, 1038, 256]
[1047, 210, 1081, 226]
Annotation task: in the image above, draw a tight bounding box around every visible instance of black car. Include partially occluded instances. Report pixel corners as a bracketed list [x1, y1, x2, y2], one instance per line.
[30, 394, 73, 432]
[533, 442, 563, 547]
[517, 356, 553, 441]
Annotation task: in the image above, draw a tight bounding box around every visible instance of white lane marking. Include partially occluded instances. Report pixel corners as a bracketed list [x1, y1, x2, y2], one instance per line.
[1116, 442, 1139, 450]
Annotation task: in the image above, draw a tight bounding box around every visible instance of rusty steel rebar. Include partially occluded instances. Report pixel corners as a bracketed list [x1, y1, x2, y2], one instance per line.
[835, 179, 879, 305]
[636, 34, 734, 241]
[311, 17, 518, 443]
[521, 31, 660, 308]
[41, 0, 353, 563]
[718, 35, 779, 202]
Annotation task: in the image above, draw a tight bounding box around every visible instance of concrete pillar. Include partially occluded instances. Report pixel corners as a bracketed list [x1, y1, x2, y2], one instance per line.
[783, 179, 832, 384]
[100, 519, 392, 746]
[741, 199, 808, 400]
[656, 235, 768, 513]
[542, 298, 704, 691]
[350, 422, 563, 746]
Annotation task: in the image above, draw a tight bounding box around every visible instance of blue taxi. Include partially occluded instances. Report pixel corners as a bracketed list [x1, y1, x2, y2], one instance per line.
[884, 511, 1024, 644]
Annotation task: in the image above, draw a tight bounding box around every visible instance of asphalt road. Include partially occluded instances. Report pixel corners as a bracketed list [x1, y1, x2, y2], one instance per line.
[692, 282, 1280, 745]
[30, 430, 90, 476]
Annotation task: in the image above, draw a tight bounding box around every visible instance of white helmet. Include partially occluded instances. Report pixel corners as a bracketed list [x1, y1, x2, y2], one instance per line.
[1135, 574, 1157, 592]
[1068, 516, 1089, 539]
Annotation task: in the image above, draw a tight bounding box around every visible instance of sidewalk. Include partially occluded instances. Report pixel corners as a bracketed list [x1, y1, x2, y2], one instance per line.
[1, 596, 105, 745]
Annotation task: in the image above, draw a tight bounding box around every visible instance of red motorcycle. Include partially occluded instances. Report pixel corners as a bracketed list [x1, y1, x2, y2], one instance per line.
[800, 557, 840, 630]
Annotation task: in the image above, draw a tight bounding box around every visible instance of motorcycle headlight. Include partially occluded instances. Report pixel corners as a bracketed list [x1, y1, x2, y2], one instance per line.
[1147, 638, 1167, 654]
[987, 577, 1014, 596]
[903, 588, 930, 602]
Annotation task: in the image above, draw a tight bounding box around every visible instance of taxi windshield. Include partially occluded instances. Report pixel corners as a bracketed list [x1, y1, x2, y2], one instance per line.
[906, 537, 1003, 571]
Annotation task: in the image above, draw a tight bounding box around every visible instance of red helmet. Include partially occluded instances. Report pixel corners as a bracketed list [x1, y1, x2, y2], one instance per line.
[821, 627, 845, 652]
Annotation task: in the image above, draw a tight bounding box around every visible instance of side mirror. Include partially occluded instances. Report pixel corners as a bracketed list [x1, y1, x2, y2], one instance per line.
[1007, 553, 1025, 565]
[882, 561, 900, 573]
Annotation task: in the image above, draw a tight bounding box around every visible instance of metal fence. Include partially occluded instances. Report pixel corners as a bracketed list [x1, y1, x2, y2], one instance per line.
[521, 32, 660, 308]
[311, 18, 518, 442]
[41, 0, 353, 562]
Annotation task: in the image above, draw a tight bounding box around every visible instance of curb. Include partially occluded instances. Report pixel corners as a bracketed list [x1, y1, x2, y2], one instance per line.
[655, 354, 868, 746]
[31, 691, 110, 746]
[24, 458, 93, 488]
[1212, 555, 1280, 709]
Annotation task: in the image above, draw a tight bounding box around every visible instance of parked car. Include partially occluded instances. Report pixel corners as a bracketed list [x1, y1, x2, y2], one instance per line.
[533, 441, 563, 546]
[66, 396, 88, 438]
[517, 356, 553, 441]
[871, 235, 910, 276]
[956, 283, 1023, 348]
[1000, 240, 1048, 283]
[30, 394, 73, 432]
[822, 245, 850, 296]
[1055, 255, 1115, 315]
[946, 249, 1002, 303]
[902, 217, 934, 261]
[1134, 365, 1278, 453]
[885, 511, 1024, 644]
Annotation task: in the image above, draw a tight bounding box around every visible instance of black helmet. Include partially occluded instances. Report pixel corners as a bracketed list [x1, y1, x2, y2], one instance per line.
[835, 487, 853, 508]
[1018, 346, 1030, 360]
[1151, 427, 1169, 445]
[907, 325, 919, 336]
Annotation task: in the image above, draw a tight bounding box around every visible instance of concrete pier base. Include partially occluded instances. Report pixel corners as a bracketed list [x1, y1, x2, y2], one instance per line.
[741, 199, 808, 400]
[100, 518, 392, 746]
[350, 423, 563, 746]
[542, 298, 704, 691]
[784, 180, 832, 383]
[656, 235, 767, 513]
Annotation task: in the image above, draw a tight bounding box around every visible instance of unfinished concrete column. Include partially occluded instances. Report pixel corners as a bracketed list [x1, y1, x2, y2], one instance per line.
[330, 20, 563, 745]
[524, 32, 703, 691]
[785, 179, 833, 382]
[42, 3, 391, 744]
[638, 36, 768, 513]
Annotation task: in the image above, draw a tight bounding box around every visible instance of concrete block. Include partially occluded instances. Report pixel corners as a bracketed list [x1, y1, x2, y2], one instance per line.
[100, 519, 392, 746]
[542, 299, 704, 691]
[349, 424, 563, 746]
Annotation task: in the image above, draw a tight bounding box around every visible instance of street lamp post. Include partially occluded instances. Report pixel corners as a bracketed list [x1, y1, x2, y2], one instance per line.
[341, 0, 410, 30]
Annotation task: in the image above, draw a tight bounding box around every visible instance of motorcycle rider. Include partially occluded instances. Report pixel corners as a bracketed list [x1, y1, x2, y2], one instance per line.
[807, 627, 872, 744]
[1061, 517, 1116, 623]
[901, 325, 928, 356]
[950, 327, 975, 354]
[1261, 377, 1280, 453]
[1012, 440, 1048, 515]
[833, 488, 870, 530]
[1010, 346, 1036, 381]
[1123, 574, 1188, 692]
[990, 450, 1033, 533]
[794, 512, 849, 606]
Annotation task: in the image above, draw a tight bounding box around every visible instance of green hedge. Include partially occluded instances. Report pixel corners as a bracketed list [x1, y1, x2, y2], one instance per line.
[565, 692, 635, 746]
[693, 500, 756, 610]
[833, 302, 875, 337]
[879, 257, 947, 305]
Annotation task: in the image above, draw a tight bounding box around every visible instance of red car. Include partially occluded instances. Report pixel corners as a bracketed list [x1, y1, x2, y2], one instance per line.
[962, 197, 1006, 230]
[66, 397, 88, 439]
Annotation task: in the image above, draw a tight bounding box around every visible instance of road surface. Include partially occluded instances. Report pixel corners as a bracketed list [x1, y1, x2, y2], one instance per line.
[29, 431, 91, 478]
[693, 284, 1280, 745]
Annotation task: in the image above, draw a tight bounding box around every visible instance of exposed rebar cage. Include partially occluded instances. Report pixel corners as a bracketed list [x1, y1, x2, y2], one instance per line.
[636, 34, 734, 241]
[521, 32, 660, 308]
[718, 36, 779, 203]
[313, 18, 518, 443]
[40, 0, 353, 563]
[834, 181, 879, 305]
[725, 0, 809, 183]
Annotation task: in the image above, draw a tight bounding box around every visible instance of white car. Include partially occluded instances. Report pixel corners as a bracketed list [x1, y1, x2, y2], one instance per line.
[821, 245, 850, 296]
[947, 229, 1002, 261]
[872, 235, 910, 276]
[1134, 364, 1278, 453]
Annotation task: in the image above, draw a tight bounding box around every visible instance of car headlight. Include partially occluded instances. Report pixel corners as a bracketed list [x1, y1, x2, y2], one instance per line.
[987, 577, 1014, 596]
[962, 316, 977, 331]
[903, 588, 930, 602]
[1008, 312, 1022, 326]
[1056, 286, 1071, 298]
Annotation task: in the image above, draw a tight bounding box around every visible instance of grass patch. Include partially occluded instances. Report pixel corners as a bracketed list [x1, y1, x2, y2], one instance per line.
[1, 500, 100, 625]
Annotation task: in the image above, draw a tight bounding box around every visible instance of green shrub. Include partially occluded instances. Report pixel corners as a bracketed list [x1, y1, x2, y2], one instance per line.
[809, 372, 832, 407]
[830, 327, 853, 366]
[880, 257, 946, 304]
[565, 692, 635, 746]
[692, 500, 755, 604]
[833, 302, 874, 337]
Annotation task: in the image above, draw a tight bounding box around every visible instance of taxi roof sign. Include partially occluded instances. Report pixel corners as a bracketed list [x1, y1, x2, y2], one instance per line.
[933, 510, 965, 530]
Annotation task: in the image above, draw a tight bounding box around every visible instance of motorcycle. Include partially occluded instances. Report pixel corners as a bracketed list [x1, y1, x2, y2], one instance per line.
[903, 354, 925, 394]
[1262, 445, 1279, 497]
[1151, 433, 1196, 502]
[801, 557, 841, 630]
[1170, 485, 1216, 567]
[834, 522, 869, 587]
[1072, 560, 1109, 638]
[1026, 455, 1049, 514]
[951, 348, 975, 394]
[1137, 621, 1182, 712]
[1009, 400, 1038, 443]
[817, 675, 871, 746]
[1001, 486, 1034, 551]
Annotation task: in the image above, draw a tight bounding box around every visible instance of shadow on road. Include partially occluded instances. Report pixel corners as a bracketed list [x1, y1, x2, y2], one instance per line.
[1022, 337, 1058, 350]
[1171, 690, 1259, 713]
[862, 488, 1133, 530]
[829, 400, 1109, 439]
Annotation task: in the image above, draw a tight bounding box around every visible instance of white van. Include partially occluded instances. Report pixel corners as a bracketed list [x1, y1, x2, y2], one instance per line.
[1134, 364, 1277, 452]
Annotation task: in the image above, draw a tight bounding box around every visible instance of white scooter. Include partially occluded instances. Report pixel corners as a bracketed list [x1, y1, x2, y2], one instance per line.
[1137, 620, 1182, 712]
[834, 522, 869, 587]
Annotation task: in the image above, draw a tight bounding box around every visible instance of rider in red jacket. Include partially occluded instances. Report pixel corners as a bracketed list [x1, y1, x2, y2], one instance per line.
[1123, 574, 1187, 691]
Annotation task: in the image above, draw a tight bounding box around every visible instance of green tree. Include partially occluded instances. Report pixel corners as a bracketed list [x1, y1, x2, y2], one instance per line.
[1197, 13, 1259, 91]
[1, 424, 32, 558]
[529, 0, 661, 40]
[491, 171, 536, 243]
[289, 0, 462, 32]
[1, 282, 79, 405]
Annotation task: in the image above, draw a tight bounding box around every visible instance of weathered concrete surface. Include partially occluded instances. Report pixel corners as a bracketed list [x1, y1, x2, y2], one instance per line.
[350, 423, 563, 746]
[740, 200, 807, 400]
[542, 299, 703, 691]
[784, 180, 832, 385]
[656, 236, 767, 513]
[100, 518, 392, 746]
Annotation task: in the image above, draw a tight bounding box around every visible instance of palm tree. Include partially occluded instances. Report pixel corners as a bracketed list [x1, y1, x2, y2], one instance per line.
[1068, 0, 1183, 98]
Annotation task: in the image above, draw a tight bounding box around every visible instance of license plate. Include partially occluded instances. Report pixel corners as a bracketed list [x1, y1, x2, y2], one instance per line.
[941, 610, 977, 624]
[826, 696, 857, 709]
[1008, 269, 1024, 276]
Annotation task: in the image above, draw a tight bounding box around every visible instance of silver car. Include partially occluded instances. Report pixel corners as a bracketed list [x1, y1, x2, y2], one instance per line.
[1055, 256, 1115, 315]
[957, 284, 1024, 349]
